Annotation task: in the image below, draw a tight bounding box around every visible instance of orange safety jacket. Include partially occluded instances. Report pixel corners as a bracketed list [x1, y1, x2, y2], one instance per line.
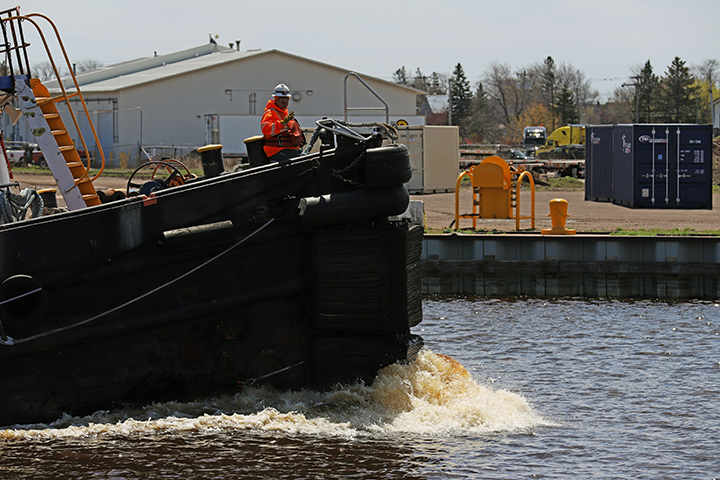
[260, 99, 305, 157]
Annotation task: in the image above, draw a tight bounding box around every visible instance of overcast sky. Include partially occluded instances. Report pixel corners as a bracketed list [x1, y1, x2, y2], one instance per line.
[14, 0, 720, 101]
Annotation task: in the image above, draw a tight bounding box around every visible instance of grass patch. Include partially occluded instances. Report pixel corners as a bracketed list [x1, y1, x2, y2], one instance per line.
[535, 176, 584, 191]
[428, 227, 720, 236]
[459, 174, 585, 191]
[424, 227, 536, 235]
[610, 227, 720, 236]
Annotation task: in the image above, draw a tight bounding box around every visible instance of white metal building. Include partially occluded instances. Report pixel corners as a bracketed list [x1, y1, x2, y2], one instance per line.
[36, 43, 424, 166]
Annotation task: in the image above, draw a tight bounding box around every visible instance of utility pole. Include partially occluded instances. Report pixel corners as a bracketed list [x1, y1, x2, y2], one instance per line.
[516, 70, 531, 115]
[622, 75, 640, 123]
[447, 78, 452, 126]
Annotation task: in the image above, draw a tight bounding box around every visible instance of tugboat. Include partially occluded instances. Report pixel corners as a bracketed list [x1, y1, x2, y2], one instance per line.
[0, 8, 422, 426]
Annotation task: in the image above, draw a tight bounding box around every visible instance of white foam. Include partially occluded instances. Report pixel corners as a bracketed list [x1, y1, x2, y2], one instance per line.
[1, 349, 553, 440]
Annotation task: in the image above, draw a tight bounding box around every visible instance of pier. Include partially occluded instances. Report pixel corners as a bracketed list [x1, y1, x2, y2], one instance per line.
[422, 234, 720, 299]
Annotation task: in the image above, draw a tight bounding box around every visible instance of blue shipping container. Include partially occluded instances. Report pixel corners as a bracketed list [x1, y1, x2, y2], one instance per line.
[585, 124, 712, 209]
[585, 125, 617, 202]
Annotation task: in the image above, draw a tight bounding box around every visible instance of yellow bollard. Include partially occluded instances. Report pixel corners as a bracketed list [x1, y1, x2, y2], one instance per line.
[541, 198, 576, 235]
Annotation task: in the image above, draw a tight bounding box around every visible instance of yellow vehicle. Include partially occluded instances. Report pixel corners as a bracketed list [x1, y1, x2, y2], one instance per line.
[535, 125, 585, 159]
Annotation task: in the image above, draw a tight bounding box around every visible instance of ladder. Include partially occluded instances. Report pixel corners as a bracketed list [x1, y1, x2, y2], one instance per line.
[15, 79, 100, 209]
[1, 9, 105, 210]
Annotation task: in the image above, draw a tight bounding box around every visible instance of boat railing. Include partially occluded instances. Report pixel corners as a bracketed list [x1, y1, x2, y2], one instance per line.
[314, 118, 376, 142]
[343, 72, 390, 124]
[0, 10, 106, 182]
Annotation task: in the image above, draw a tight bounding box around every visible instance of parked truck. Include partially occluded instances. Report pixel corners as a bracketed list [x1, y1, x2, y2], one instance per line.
[522, 126, 547, 157]
[535, 125, 585, 159]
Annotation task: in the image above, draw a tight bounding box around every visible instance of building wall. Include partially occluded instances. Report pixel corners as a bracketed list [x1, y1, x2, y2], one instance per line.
[50, 51, 421, 164]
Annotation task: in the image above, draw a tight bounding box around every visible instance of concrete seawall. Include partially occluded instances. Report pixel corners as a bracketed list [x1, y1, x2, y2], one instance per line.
[422, 234, 720, 300]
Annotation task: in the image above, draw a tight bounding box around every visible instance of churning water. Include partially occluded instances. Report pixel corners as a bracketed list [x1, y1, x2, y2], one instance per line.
[1, 298, 719, 479]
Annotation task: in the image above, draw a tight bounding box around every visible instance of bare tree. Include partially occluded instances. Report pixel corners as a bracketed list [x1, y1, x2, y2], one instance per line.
[30, 58, 103, 81]
[75, 58, 104, 74]
[603, 85, 634, 123]
[32, 61, 67, 81]
[555, 62, 598, 123]
[482, 61, 523, 126]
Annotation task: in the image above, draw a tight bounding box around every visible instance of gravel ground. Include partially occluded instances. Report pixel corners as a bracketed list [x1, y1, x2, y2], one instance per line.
[413, 188, 720, 233]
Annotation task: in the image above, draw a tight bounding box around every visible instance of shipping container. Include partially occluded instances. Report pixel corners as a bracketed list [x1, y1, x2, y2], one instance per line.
[585, 125, 617, 202]
[585, 124, 712, 209]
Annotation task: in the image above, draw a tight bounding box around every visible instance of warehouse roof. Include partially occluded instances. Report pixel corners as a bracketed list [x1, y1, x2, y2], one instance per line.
[47, 43, 423, 95]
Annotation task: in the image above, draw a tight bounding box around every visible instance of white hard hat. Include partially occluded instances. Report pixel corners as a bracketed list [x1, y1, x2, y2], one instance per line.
[272, 83, 291, 97]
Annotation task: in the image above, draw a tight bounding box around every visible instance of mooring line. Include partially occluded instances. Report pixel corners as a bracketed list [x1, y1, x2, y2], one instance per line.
[8, 218, 276, 346]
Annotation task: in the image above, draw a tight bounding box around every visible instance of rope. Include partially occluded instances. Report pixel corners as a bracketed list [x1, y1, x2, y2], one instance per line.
[7, 217, 276, 346]
[242, 361, 305, 386]
[0, 188, 44, 223]
[302, 119, 399, 155]
[0, 276, 42, 346]
[0, 287, 41, 306]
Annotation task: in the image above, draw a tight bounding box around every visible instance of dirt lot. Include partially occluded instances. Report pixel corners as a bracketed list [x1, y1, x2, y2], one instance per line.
[9, 172, 720, 234]
[414, 188, 720, 233]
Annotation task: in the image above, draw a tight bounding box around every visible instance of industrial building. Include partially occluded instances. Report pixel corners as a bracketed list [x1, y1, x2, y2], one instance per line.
[4, 42, 424, 167]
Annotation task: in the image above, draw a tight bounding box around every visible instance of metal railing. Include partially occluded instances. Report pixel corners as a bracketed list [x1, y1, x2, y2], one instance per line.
[1, 10, 106, 181]
[343, 72, 389, 124]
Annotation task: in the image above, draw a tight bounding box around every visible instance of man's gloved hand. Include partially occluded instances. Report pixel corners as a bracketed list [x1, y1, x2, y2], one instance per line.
[280, 111, 295, 125]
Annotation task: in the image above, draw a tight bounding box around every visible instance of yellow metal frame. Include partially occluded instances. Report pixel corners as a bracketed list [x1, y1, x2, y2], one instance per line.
[454, 156, 535, 231]
[11, 13, 106, 181]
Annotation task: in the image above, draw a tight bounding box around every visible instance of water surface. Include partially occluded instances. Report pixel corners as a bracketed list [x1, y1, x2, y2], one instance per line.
[2, 298, 718, 479]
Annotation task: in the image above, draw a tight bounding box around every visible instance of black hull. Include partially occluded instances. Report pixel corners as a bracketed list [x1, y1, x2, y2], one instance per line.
[0, 143, 423, 426]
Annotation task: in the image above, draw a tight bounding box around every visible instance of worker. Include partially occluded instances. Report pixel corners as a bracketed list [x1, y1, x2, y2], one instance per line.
[261, 83, 305, 161]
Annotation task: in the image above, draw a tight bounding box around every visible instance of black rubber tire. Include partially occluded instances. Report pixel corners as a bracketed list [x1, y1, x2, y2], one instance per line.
[364, 144, 412, 188]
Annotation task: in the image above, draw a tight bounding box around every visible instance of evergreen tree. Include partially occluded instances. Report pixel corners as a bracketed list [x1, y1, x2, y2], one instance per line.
[634, 60, 660, 122]
[450, 63, 473, 137]
[466, 82, 494, 142]
[392, 66, 409, 85]
[540, 56, 557, 130]
[556, 84, 578, 125]
[409, 68, 429, 111]
[428, 72, 447, 95]
[411, 68, 428, 91]
[660, 56, 697, 122]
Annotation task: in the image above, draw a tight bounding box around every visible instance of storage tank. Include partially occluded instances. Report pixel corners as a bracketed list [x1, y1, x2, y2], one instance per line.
[585, 124, 713, 209]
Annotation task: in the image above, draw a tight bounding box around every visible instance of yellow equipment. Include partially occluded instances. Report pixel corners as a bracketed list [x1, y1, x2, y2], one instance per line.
[541, 198, 576, 235]
[535, 125, 585, 159]
[454, 155, 535, 231]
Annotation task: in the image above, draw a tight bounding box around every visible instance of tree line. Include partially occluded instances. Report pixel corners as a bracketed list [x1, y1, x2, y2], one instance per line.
[393, 57, 719, 144]
[0, 59, 104, 80]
